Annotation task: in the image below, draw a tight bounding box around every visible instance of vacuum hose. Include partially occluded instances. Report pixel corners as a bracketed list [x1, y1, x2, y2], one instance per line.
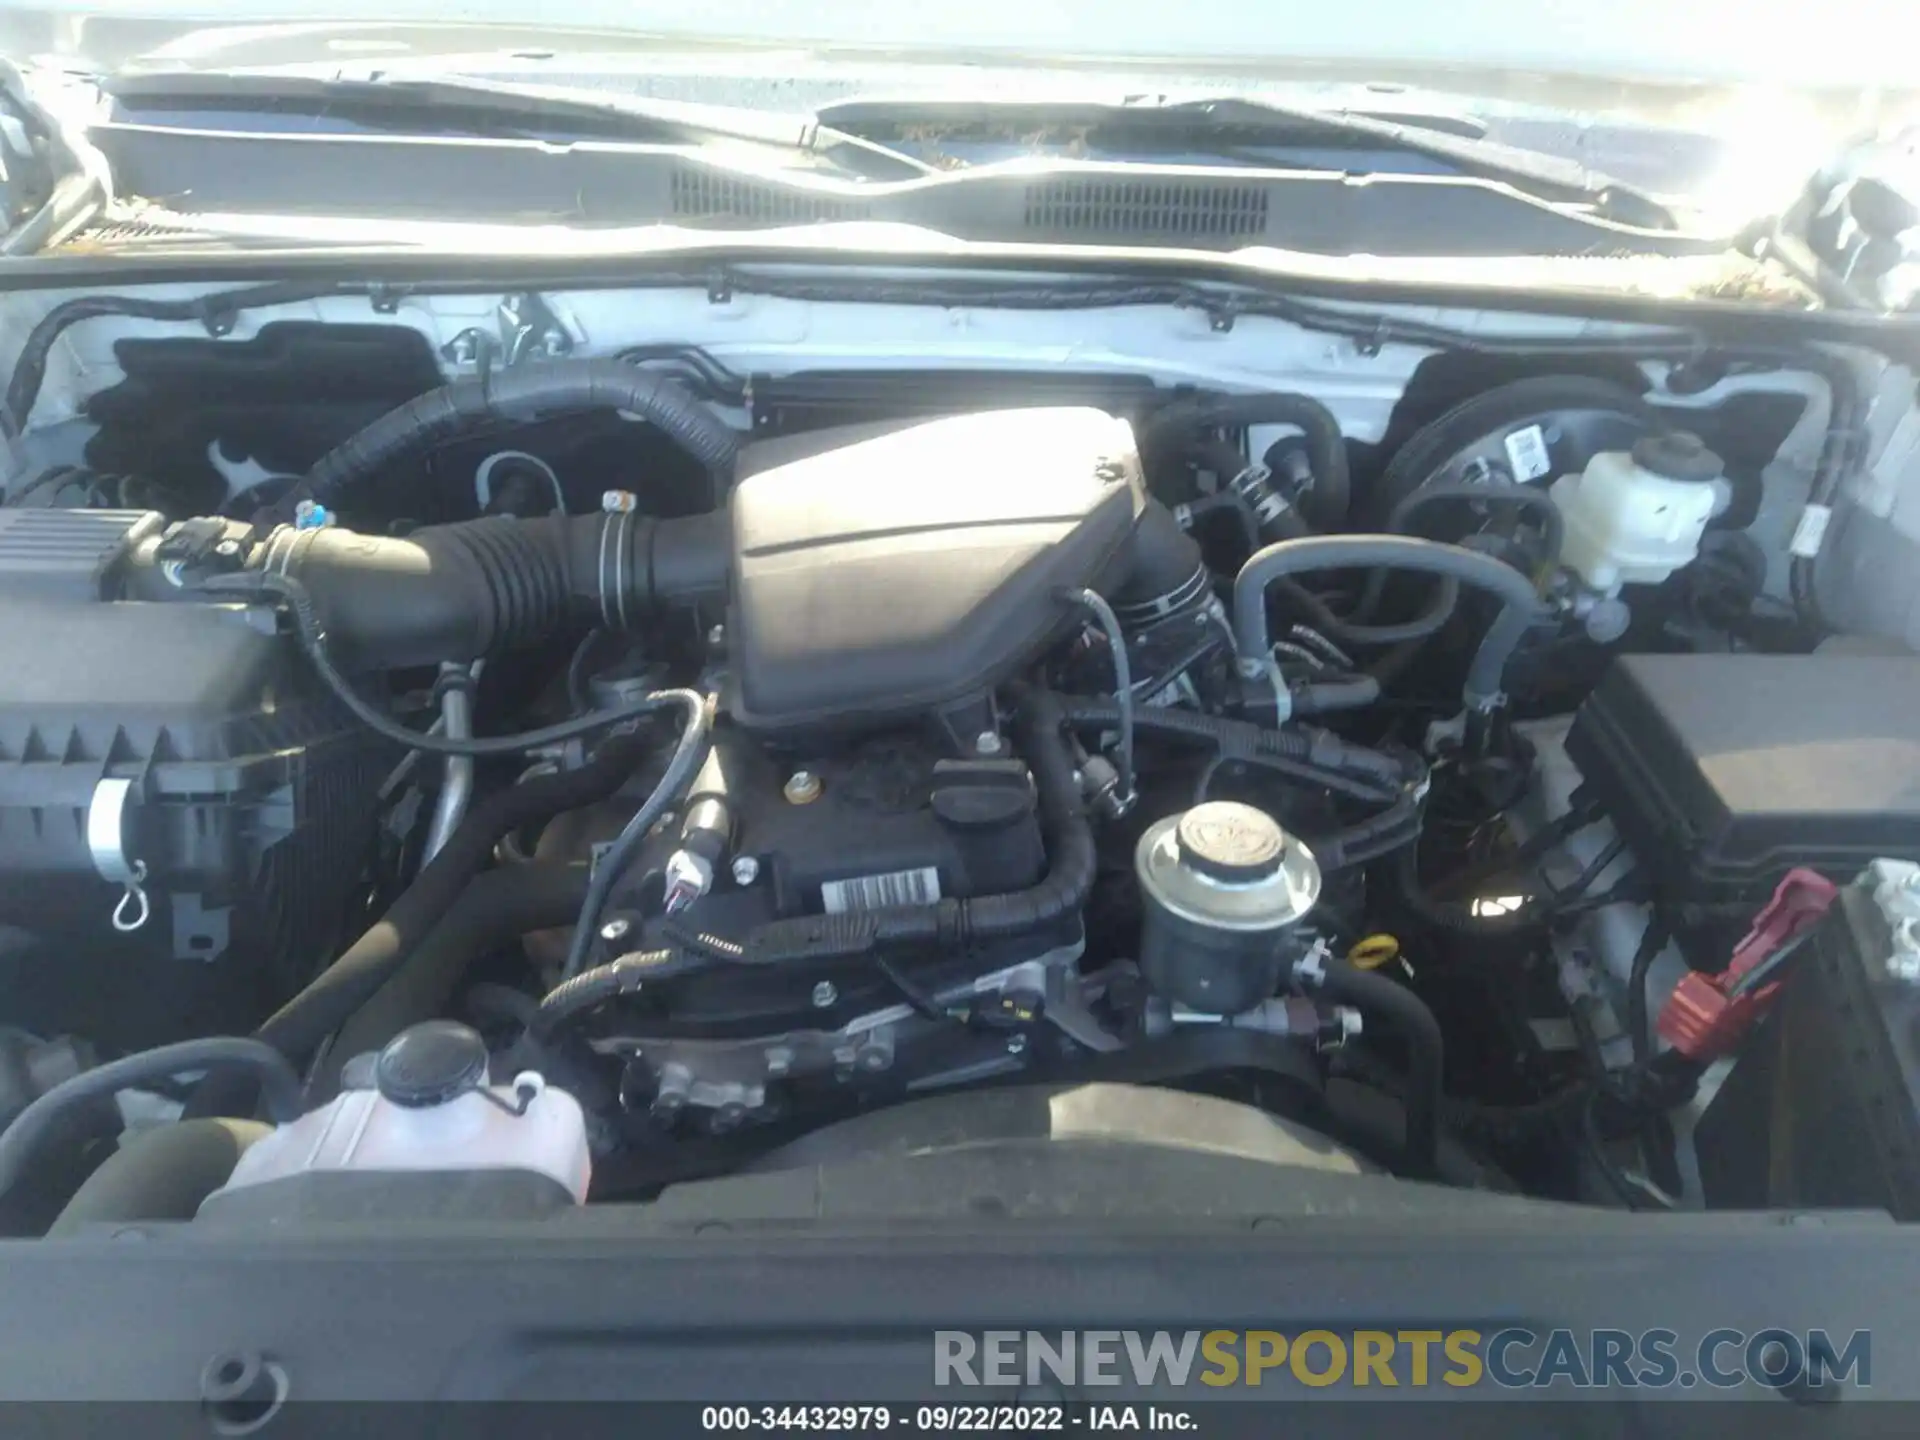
[1233, 535, 1545, 712]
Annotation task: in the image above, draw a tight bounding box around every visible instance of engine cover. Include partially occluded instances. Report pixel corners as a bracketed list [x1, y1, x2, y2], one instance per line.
[725, 407, 1143, 732]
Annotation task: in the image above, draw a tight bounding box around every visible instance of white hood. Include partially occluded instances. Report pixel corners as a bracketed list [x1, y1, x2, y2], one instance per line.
[0, 0, 1911, 90]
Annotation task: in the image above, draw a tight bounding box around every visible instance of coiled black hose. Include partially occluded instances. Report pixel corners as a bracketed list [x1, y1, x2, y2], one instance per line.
[295, 360, 738, 513]
[1233, 535, 1545, 712]
[0, 1039, 302, 1200]
[1299, 957, 1443, 1180]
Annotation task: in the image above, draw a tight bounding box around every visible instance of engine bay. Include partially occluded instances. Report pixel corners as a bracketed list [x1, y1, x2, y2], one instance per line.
[4, 272, 1920, 1233]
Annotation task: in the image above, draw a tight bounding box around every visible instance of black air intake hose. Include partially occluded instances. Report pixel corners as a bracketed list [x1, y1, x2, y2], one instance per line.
[738, 689, 1094, 964]
[297, 360, 738, 513]
[194, 509, 728, 670]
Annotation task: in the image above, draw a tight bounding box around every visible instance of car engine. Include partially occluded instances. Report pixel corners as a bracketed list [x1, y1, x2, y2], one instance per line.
[4, 282, 1920, 1232]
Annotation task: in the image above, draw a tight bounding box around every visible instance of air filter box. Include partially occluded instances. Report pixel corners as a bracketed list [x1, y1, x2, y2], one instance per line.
[0, 509, 387, 1027]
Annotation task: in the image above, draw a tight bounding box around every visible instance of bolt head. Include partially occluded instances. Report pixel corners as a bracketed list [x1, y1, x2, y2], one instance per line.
[707, 623, 727, 647]
[811, 980, 838, 1009]
[785, 770, 823, 805]
[974, 730, 1004, 756]
[599, 917, 631, 943]
[731, 854, 761, 886]
[1005, 1033, 1028, 1056]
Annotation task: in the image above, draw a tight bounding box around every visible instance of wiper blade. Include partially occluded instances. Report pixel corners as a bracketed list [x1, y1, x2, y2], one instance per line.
[820, 93, 1676, 229]
[106, 70, 932, 181]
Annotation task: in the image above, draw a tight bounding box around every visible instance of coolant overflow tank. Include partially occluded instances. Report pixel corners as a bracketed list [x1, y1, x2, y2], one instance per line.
[1135, 802, 1321, 1015]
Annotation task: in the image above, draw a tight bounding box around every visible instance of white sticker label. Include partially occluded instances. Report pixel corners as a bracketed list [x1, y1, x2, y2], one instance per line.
[1789, 503, 1833, 558]
[821, 866, 941, 914]
[1502, 424, 1553, 483]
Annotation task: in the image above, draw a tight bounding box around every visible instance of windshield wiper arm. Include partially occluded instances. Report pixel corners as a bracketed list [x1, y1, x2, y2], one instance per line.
[821, 93, 1676, 228]
[1163, 96, 1675, 226]
[106, 70, 933, 181]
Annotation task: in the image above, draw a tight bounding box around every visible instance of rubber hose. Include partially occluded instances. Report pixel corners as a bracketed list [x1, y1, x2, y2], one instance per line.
[1233, 535, 1544, 711]
[1315, 790, 1423, 869]
[1289, 675, 1382, 717]
[536, 949, 716, 1035]
[1180, 489, 1261, 552]
[1145, 393, 1349, 529]
[1273, 574, 1462, 647]
[299, 360, 738, 512]
[559, 691, 717, 980]
[1356, 481, 1564, 623]
[1056, 697, 1411, 791]
[0, 1039, 302, 1201]
[48, 1118, 270, 1236]
[323, 861, 592, 1090]
[253, 729, 652, 1065]
[1187, 437, 1309, 541]
[737, 690, 1093, 963]
[1306, 959, 1443, 1180]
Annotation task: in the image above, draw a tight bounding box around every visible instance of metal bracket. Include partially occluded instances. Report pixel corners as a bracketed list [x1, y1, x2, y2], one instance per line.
[440, 291, 573, 372]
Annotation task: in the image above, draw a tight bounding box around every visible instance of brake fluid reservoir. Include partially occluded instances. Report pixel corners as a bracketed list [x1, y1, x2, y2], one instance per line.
[1549, 432, 1725, 596]
[211, 1021, 591, 1204]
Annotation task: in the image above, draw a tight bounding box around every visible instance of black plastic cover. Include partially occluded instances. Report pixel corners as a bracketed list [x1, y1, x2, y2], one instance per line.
[0, 585, 386, 1015]
[726, 408, 1142, 731]
[1567, 653, 1920, 899]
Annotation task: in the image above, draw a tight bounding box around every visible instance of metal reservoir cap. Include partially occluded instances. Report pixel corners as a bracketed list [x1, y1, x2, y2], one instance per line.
[1135, 801, 1321, 933]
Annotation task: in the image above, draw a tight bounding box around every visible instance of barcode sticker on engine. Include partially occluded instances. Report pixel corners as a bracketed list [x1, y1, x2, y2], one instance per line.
[1503, 424, 1553, 482]
[821, 866, 942, 914]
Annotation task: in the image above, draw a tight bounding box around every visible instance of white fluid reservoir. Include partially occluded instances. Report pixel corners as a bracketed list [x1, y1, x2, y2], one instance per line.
[1549, 432, 1724, 596]
[210, 1021, 592, 1205]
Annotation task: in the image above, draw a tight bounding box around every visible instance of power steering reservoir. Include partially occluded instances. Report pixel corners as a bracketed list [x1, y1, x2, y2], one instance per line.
[1134, 801, 1322, 1015]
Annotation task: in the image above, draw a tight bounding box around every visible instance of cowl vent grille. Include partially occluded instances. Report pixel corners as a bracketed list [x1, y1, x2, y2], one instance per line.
[1023, 178, 1269, 239]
